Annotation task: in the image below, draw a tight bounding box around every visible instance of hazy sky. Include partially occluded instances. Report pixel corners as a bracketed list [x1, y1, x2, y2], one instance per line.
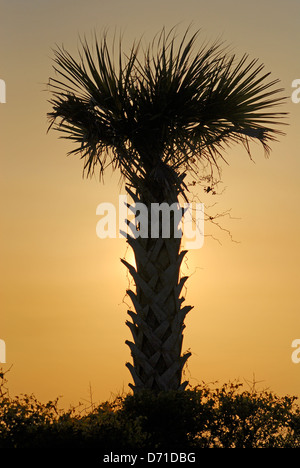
[1, 0, 300, 408]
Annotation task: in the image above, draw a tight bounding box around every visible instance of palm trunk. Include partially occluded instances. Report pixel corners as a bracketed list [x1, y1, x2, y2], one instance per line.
[121, 181, 192, 393]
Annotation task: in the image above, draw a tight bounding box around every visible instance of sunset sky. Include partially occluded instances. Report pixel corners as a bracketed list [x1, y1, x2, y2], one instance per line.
[1, 0, 300, 409]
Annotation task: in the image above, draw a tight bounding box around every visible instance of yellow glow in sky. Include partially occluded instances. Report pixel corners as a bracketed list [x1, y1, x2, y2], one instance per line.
[1, 0, 300, 408]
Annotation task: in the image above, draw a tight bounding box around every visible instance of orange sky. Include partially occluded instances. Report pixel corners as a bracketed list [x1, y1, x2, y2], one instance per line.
[1, 0, 300, 408]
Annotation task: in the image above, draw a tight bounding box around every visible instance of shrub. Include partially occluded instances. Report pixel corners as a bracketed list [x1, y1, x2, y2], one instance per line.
[1, 369, 299, 449]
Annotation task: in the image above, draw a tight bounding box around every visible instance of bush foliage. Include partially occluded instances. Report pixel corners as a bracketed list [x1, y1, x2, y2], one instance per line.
[1, 369, 299, 449]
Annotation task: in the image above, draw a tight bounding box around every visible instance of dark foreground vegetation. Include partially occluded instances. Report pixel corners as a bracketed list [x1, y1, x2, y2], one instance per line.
[1, 369, 299, 450]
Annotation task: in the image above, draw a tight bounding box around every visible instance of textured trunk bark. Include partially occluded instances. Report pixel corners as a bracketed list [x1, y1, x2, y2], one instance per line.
[121, 182, 192, 393]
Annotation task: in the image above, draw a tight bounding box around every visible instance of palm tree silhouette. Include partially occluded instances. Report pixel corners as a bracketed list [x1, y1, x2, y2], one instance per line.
[47, 27, 286, 393]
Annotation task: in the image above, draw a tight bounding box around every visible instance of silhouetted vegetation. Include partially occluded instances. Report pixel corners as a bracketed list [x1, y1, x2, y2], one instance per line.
[1, 368, 299, 449]
[47, 27, 287, 396]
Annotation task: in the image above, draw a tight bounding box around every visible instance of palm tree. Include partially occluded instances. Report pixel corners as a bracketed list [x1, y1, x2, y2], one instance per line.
[47, 27, 286, 393]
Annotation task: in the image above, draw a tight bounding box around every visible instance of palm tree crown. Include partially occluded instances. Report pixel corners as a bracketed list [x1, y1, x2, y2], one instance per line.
[48, 27, 286, 199]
